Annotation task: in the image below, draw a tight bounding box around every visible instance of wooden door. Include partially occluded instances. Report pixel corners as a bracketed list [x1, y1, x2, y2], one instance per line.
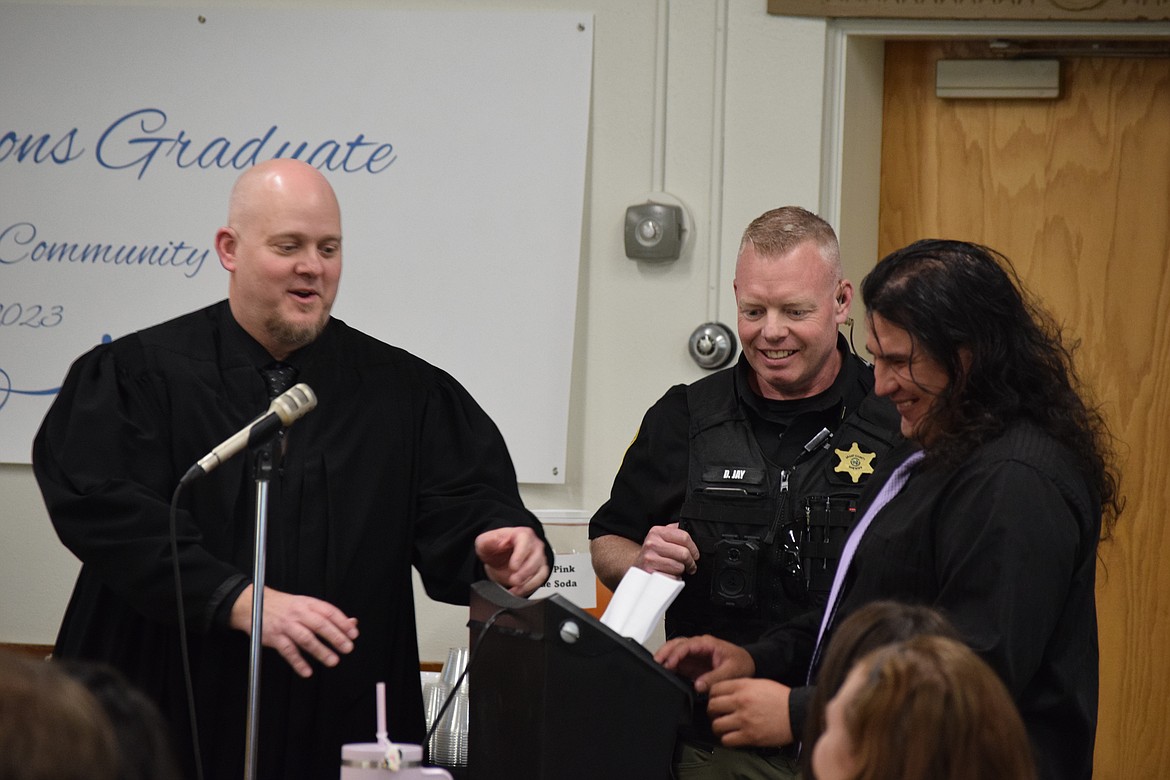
[879, 40, 1170, 779]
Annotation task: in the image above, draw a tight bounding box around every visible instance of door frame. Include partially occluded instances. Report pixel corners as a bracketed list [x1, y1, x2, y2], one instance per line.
[820, 18, 1170, 287]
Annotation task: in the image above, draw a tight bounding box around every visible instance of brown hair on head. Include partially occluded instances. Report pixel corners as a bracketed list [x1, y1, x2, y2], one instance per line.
[845, 635, 1036, 780]
[739, 206, 841, 278]
[803, 600, 959, 775]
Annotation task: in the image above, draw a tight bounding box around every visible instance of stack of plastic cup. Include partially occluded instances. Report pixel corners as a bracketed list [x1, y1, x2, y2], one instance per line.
[422, 677, 450, 734]
[428, 647, 469, 769]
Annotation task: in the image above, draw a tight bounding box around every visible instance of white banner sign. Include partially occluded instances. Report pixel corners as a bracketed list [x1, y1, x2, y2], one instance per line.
[0, 5, 592, 482]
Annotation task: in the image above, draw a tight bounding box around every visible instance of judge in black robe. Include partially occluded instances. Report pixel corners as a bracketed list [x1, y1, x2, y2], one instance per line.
[33, 160, 551, 780]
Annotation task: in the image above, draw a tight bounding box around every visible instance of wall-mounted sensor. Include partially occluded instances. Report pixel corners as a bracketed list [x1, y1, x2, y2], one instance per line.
[689, 322, 737, 370]
[624, 198, 688, 261]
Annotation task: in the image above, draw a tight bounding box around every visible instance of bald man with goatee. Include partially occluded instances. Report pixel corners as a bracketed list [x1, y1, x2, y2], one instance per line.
[35, 159, 550, 780]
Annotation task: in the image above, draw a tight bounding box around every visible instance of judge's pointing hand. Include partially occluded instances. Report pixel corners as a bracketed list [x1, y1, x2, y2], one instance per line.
[476, 526, 550, 597]
[229, 584, 359, 678]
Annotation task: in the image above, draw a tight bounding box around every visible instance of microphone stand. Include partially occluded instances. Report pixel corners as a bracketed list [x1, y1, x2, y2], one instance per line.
[244, 440, 278, 780]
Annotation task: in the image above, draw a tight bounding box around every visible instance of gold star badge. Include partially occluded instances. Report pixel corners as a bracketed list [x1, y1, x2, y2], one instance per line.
[834, 442, 876, 484]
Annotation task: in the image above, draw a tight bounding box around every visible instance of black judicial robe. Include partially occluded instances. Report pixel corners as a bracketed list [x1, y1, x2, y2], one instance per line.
[33, 301, 549, 780]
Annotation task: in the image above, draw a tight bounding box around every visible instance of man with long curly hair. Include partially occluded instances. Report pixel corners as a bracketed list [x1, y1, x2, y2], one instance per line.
[657, 239, 1122, 780]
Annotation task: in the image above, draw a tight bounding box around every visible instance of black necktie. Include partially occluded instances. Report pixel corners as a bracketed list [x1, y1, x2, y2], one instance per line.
[259, 362, 298, 458]
[261, 362, 298, 400]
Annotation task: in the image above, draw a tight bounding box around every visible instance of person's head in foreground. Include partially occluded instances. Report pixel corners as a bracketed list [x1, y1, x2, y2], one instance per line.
[811, 634, 1037, 780]
[802, 600, 960, 771]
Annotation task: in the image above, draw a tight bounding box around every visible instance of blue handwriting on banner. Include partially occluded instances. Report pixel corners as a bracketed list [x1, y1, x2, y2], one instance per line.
[0, 222, 212, 279]
[0, 335, 110, 414]
[0, 129, 84, 165]
[0, 301, 64, 329]
[0, 366, 61, 413]
[1, 109, 397, 180]
[97, 109, 397, 180]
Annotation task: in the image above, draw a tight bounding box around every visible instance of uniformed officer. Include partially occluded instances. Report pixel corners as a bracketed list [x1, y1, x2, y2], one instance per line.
[590, 206, 901, 779]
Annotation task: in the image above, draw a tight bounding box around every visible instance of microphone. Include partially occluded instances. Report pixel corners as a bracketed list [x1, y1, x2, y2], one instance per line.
[179, 383, 317, 485]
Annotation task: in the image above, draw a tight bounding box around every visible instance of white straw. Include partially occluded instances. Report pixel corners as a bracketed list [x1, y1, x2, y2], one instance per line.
[375, 681, 388, 745]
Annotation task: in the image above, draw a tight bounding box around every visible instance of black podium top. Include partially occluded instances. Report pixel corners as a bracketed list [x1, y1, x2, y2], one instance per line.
[466, 581, 693, 780]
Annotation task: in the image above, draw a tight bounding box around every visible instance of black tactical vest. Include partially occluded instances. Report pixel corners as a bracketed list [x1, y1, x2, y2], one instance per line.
[671, 362, 901, 644]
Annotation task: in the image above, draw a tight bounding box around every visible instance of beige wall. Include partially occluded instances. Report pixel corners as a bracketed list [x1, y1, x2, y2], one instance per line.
[0, 0, 833, 661]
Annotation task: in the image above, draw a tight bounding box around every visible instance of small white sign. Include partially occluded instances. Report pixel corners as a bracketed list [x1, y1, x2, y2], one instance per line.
[532, 551, 595, 608]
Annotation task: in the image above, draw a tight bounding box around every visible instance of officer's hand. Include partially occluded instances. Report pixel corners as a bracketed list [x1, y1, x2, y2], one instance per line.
[634, 522, 699, 578]
[229, 585, 359, 678]
[708, 678, 794, 747]
[654, 634, 755, 693]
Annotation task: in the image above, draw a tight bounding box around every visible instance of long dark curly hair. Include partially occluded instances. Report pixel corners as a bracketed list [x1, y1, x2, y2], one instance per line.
[861, 239, 1122, 537]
